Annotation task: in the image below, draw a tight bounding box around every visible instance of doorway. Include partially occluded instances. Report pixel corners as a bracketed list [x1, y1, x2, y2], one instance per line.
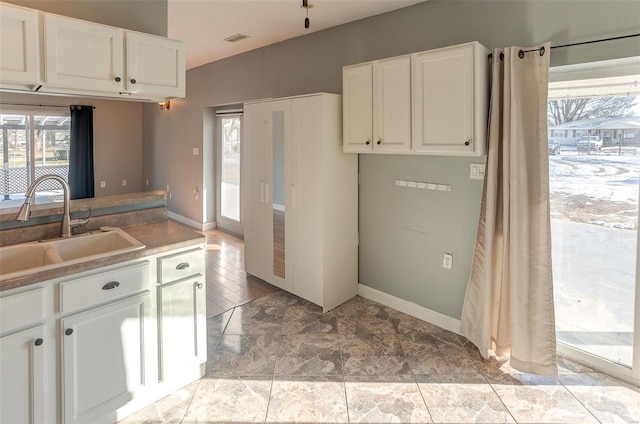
[548, 58, 640, 385]
[215, 111, 243, 236]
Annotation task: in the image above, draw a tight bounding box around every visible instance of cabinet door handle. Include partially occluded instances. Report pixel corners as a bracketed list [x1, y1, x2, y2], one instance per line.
[464, 140, 471, 146]
[365, 140, 371, 145]
[130, 78, 137, 84]
[115, 76, 121, 82]
[34, 338, 44, 346]
[102, 281, 120, 290]
[176, 262, 190, 270]
[65, 328, 73, 336]
[194, 282, 203, 289]
[260, 181, 265, 203]
[377, 139, 382, 145]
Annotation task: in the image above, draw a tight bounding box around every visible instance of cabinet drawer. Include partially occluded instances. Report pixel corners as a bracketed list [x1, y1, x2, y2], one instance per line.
[157, 248, 204, 284]
[0, 288, 45, 334]
[59, 261, 149, 313]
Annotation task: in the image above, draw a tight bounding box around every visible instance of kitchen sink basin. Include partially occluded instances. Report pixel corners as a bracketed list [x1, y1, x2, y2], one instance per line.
[0, 227, 145, 282]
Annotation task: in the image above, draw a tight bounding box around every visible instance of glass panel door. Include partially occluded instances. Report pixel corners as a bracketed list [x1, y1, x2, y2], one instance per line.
[216, 114, 243, 235]
[548, 86, 640, 383]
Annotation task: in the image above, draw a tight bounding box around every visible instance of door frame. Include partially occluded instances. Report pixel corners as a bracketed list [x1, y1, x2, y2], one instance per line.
[215, 112, 243, 236]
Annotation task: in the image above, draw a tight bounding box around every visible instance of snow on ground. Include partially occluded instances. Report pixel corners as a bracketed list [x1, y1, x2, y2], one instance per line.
[549, 150, 639, 229]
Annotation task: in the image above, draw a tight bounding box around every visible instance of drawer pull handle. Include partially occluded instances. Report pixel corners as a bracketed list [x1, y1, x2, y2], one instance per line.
[102, 281, 120, 290]
[65, 328, 73, 336]
[194, 282, 203, 289]
[176, 262, 190, 270]
[34, 338, 44, 346]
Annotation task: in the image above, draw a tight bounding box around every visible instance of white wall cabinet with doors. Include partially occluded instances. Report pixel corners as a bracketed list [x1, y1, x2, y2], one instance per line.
[0, 2, 185, 101]
[343, 55, 412, 153]
[413, 42, 488, 156]
[43, 13, 125, 93]
[0, 4, 40, 89]
[343, 41, 488, 156]
[244, 93, 358, 312]
[0, 288, 48, 424]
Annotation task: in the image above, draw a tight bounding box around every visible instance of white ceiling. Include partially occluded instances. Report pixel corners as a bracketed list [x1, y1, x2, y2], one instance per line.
[168, 0, 428, 70]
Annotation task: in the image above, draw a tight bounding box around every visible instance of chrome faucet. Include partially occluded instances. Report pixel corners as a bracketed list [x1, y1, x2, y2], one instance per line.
[16, 174, 91, 238]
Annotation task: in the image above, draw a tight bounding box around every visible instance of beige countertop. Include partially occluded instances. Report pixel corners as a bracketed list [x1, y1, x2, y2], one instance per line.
[0, 220, 205, 292]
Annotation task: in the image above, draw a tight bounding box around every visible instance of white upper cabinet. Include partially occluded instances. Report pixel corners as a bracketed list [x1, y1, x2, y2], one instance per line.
[343, 56, 412, 153]
[0, 2, 185, 101]
[43, 14, 125, 92]
[0, 4, 39, 86]
[343, 42, 488, 156]
[374, 55, 412, 152]
[343, 63, 373, 152]
[413, 42, 488, 156]
[125, 31, 185, 98]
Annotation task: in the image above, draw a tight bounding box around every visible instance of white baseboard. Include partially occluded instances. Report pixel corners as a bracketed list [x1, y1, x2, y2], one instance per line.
[202, 221, 217, 231]
[357, 284, 461, 335]
[168, 211, 216, 231]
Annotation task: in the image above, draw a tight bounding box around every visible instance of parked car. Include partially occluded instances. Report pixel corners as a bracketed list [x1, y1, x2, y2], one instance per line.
[577, 136, 603, 152]
[548, 138, 561, 155]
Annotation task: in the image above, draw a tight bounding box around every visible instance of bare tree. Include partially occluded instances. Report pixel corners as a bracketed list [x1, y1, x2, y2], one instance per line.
[548, 95, 638, 125]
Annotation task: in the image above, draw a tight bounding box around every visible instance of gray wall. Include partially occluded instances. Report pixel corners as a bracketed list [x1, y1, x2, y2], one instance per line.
[0, 92, 143, 197]
[4, 0, 168, 37]
[143, 0, 639, 320]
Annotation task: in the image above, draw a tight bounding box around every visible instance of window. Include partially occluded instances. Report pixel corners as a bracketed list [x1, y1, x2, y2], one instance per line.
[0, 111, 70, 207]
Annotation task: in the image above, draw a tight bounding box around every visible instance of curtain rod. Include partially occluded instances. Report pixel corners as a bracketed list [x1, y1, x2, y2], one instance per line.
[489, 33, 640, 60]
[0, 102, 95, 109]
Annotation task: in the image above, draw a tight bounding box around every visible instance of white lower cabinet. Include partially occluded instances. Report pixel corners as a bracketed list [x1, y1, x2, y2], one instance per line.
[0, 325, 47, 424]
[0, 241, 206, 424]
[156, 247, 207, 385]
[158, 276, 206, 383]
[61, 293, 151, 424]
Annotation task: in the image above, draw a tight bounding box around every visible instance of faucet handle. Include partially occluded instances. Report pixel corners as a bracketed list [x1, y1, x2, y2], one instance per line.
[70, 207, 92, 228]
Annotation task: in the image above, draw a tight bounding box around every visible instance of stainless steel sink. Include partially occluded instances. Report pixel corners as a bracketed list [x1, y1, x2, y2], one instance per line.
[0, 228, 145, 282]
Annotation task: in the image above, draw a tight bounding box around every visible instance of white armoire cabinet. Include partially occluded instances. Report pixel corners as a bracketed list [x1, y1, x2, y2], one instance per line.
[243, 93, 358, 312]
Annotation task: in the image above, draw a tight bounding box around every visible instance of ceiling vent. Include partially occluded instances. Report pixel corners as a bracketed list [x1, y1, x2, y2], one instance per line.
[224, 33, 249, 43]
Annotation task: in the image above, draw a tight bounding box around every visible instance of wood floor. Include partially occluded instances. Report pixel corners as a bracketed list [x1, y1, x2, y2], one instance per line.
[201, 228, 279, 318]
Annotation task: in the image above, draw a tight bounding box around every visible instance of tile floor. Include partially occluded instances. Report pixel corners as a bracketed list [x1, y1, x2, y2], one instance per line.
[120, 229, 640, 424]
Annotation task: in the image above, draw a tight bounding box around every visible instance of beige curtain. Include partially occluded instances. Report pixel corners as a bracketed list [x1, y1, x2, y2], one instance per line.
[460, 43, 558, 377]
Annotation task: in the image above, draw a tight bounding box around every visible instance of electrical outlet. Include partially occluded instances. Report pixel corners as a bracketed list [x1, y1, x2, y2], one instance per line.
[145, 179, 149, 186]
[442, 253, 453, 270]
[100, 181, 106, 188]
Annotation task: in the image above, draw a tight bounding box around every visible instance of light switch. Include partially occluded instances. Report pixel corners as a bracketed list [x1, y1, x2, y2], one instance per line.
[193, 147, 199, 156]
[470, 163, 485, 180]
